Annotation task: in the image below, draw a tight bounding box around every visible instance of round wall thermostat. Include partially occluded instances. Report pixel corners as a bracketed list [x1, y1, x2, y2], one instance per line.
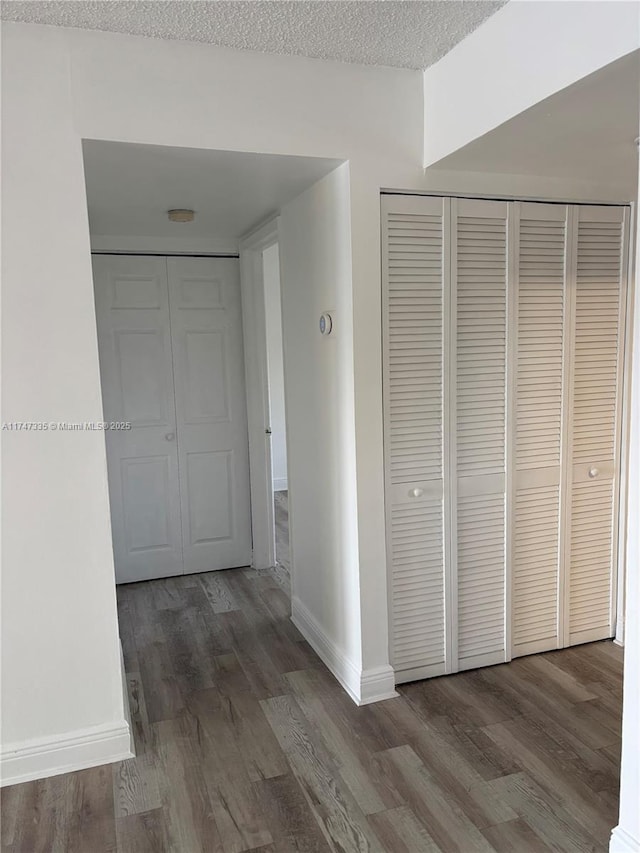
[319, 312, 333, 336]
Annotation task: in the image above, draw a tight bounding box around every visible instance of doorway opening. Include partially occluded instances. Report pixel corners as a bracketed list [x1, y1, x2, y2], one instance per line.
[83, 139, 342, 593]
[262, 243, 290, 588]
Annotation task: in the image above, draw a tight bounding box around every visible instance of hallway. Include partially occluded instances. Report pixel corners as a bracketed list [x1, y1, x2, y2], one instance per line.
[2, 496, 623, 852]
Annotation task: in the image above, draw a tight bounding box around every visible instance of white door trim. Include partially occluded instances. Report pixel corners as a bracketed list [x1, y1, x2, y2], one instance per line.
[239, 218, 280, 570]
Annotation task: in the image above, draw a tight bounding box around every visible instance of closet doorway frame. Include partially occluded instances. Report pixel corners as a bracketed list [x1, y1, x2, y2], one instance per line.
[380, 190, 637, 660]
[239, 218, 288, 573]
[93, 220, 292, 583]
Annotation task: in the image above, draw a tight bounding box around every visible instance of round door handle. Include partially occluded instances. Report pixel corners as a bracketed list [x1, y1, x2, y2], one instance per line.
[410, 487, 424, 498]
[588, 467, 599, 478]
[165, 432, 175, 442]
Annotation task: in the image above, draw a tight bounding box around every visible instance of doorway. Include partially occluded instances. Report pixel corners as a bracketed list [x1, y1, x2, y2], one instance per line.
[83, 139, 341, 586]
[262, 243, 290, 587]
[93, 254, 252, 583]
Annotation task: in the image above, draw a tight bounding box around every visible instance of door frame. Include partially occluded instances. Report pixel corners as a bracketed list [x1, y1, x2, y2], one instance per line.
[239, 218, 281, 570]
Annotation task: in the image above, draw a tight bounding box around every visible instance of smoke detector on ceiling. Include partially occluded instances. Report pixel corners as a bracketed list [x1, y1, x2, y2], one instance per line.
[167, 208, 195, 223]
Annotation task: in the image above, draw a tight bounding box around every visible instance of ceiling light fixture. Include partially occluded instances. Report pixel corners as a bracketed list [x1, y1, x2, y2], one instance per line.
[167, 208, 195, 223]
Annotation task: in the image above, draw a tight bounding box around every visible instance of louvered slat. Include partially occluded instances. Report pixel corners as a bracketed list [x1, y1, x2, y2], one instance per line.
[388, 212, 443, 485]
[383, 196, 446, 682]
[572, 219, 623, 464]
[454, 201, 507, 668]
[513, 484, 560, 651]
[456, 213, 506, 478]
[569, 480, 614, 637]
[567, 208, 625, 645]
[390, 499, 445, 670]
[457, 493, 505, 661]
[516, 218, 565, 468]
[512, 205, 567, 656]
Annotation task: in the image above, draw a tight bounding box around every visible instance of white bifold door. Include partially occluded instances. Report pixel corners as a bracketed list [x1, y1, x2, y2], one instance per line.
[382, 195, 629, 684]
[93, 255, 252, 584]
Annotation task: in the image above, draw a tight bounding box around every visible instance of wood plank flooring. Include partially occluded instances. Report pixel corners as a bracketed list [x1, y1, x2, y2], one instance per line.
[2, 494, 623, 852]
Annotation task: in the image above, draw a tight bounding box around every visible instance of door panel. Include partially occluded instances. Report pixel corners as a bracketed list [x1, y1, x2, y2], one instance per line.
[185, 450, 234, 543]
[114, 329, 171, 425]
[451, 198, 508, 670]
[93, 255, 184, 583]
[167, 257, 252, 574]
[511, 202, 568, 657]
[566, 206, 628, 645]
[382, 194, 448, 684]
[121, 455, 175, 552]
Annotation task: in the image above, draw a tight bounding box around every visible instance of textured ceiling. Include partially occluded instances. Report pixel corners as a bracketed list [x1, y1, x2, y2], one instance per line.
[0, 1, 507, 70]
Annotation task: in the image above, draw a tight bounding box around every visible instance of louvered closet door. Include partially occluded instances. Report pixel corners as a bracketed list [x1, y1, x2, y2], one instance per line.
[511, 203, 568, 657]
[382, 194, 449, 683]
[451, 199, 509, 670]
[565, 205, 629, 645]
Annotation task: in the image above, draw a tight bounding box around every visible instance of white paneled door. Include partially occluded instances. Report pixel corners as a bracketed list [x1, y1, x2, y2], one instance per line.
[93, 256, 184, 582]
[93, 255, 252, 584]
[167, 258, 252, 576]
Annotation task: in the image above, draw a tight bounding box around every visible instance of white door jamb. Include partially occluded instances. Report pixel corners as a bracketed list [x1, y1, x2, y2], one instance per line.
[239, 218, 280, 570]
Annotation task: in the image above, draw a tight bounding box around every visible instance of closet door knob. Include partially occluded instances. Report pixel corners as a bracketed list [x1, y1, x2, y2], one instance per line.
[588, 467, 599, 479]
[410, 487, 424, 498]
[165, 432, 175, 442]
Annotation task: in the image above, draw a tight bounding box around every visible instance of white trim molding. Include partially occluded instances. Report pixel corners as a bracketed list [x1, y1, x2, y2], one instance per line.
[0, 720, 134, 787]
[291, 596, 397, 706]
[90, 234, 240, 255]
[610, 827, 640, 853]
[273, 477, 288, 492]
[120, 640, 134, 736]
[239, 217, 281, 571]
[359, 665, 398, 705]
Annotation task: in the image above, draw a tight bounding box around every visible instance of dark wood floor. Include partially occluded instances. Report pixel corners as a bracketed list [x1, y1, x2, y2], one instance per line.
[2, 494, 623, 852]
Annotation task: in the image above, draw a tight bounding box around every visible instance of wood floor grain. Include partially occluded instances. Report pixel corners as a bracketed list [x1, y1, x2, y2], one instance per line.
[2, 493, 623, 852]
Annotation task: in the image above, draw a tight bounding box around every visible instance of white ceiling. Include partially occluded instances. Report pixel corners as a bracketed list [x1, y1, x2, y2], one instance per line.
[430, 50, 640, 193]
[82, 141, 341, 239]
[0, 0, 506, 70]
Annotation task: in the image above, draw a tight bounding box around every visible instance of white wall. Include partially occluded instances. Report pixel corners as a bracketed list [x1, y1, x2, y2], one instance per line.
[279, 165, 367, 698]
[611, 154, 640, 853]
[424, 0, 640, 166]
[1, 24, 131, 783]
[1, 20, 425, 776]
[263, 244, 287, 491]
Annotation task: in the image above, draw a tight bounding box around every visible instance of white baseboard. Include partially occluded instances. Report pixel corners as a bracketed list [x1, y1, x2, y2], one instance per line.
[291, 596, 397, 706]
[610, 826, 640, 852]
[1, 720, 134, 787]
[119, 641, 135, 753]
[273, 478, 288, 492]
[291, 595, 361, 702]
[359, 665, 398, 705]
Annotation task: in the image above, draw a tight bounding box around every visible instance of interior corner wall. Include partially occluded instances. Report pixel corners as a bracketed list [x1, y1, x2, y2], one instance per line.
[1, 24, 128, 780]
[262, 244, 288, 491]
[279, 164, 364, 697]
[424, 0, 640, 166]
